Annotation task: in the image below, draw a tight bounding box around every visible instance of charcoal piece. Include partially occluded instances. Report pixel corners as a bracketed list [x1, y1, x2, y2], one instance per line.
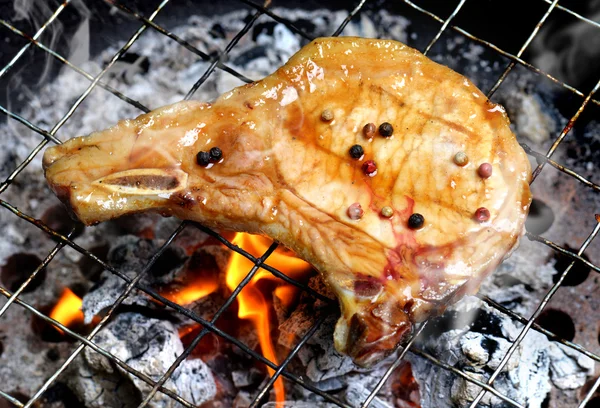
[547, 342, 595, 390]
[231, 367, 262, 388]
[66, 355, 141, 408]
[407, 298, 594, 408]
[69, 313, 216, 408]
[460, 332, 490, 365]
[82, 236, 187, 323]
[261, 403, 339, 408]
[345, 382, 393, 408]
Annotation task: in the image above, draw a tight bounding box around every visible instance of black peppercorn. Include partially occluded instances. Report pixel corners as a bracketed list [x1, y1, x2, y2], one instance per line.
[196, 151, 211, 167]
[209, 147, 223, 162]
[408, 213, 424, 229]
[349, 144, 364, 159]
[379, 122, 394, 137]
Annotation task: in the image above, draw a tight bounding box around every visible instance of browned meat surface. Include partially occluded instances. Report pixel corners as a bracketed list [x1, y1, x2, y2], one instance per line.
[43, 37, 532, 367]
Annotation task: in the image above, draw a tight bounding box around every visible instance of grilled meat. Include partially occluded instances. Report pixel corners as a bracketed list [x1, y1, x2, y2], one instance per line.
[43, 37, 532, 367]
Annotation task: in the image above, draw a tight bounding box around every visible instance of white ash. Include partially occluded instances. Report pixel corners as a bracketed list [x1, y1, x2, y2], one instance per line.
[479, 237, 557, 316]
[81, 235, 169, 323]
[502, 91, 556, 144]
[231, 367, 264, 388]
[68, 312, 216, 408]
[283, 306, 404, 406]
[297, 315, 364, 383]
[406, 297, 594, 408]
[345, 382, 393, 408]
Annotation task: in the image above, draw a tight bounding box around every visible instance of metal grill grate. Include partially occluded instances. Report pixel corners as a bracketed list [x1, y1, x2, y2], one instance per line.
[0, 0, 599, 407]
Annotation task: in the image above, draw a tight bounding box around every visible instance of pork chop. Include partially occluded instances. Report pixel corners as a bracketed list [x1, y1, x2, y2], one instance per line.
[43, 37, 532, 367]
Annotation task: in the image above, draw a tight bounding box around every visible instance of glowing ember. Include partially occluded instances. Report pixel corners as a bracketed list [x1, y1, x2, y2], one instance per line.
[162, 279, 219, 305]
[160, 251, 220, 305]
[226, 233, 312, 404]
[49, 288, 84, 333]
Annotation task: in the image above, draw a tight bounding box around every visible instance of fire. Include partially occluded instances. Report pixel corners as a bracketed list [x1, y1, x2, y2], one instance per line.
[49, 288, 84, 333]
[226, 233, 312, 404]
[160, 251, 220, 305]
[162, 278, 219, 305]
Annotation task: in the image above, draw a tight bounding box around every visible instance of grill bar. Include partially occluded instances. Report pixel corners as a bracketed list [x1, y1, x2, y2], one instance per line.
[0, 229, 70, 319]
[0, 390, 24, 408]
[0, 104, 61, 144]
[249, 313, 329, 407]
[579, 374, 600, 408]
[0, 138, 50, 195]
[531, 78, 600, 181]
[238, 0, 313, 40]
[0, 0, 599, 407]
[400, 0, 600, 107]
[0, 0, 70, 79]
[422, 0, 467, 55]
[185, 0, 268, 100]
[0, 19, 150, 112]
[526, 231, 600, 274]
[468, 219, 600, 407]
[104, 0, 254, 84]
[486, 0, 559, 98]
[542, 0, 600, 29]
[520, 143, 600, 193]
[361, 321, 429, 408]
[331, 0, 367, 37]
[478, 293, 600, 363]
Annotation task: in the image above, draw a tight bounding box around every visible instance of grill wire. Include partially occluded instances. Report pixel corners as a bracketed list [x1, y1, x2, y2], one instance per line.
[0, 0, 599, 407]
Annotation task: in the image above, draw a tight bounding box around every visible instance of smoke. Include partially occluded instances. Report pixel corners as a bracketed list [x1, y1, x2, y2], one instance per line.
[530, 2, 600, 92]
[5, 0, 91, 120]
[12, 0, 64, 86]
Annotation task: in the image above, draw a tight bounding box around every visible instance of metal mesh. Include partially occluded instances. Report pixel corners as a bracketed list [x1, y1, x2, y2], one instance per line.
[0, 0, 599, 407]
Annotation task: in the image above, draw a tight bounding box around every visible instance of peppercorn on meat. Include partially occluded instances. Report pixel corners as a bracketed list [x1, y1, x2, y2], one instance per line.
[43, 37, 532, 367]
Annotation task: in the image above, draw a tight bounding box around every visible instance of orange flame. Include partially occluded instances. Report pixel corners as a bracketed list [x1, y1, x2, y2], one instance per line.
[226, 233, 311, 404]
[162, 279, 219, 305]
[49, 288, 84, 333]
[160, 251, 220, 306]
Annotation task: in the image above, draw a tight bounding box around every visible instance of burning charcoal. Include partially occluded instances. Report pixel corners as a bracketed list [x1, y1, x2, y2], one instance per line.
[69, 313, 216, 407]
[500, 91, 556, 144]
[278, 303, 321, 350]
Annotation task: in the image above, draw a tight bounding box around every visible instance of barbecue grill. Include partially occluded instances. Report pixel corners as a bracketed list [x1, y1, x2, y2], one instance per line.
[0, 0, 599, 407]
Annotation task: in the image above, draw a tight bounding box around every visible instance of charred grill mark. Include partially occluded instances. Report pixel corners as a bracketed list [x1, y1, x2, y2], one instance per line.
[106, 174, 180, 190]
[368, 84, 406, 108]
